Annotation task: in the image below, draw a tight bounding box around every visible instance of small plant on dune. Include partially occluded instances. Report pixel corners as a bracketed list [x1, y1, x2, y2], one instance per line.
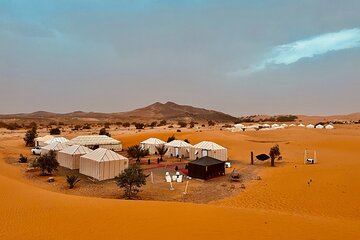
[167, 135, 176, 142]
[18, 154, 28, 163]
[116, 164, 146, 199]
[155, 145, 168, 162]
[269, 144, 281, 167]
[49, 127, 61, 135]
[66, 175, 81, 189]
[37, 150, 59, 175]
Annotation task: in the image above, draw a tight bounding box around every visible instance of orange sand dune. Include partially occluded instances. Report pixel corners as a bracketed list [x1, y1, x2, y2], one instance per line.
[1, 126, 360, 239]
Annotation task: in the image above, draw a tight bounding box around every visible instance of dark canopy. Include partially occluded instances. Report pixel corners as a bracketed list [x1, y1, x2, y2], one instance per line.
[188, 156, 225, 180]
[256, 154, 270, 161]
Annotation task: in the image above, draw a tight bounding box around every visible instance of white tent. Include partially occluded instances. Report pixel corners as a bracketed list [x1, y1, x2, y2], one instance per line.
[272, 124, 280, 128]
[165, 140, 193, 158]
[289, 124, 296, 127]
[234, 124, 245, 129]
[190, 141, 228, 161]
[298, 124, 305, 127]
[67, 135, 122, 151]
[58, 145, 93, 170]
[262, 124, 270, 128]
[325, 124, 334, 129]
[44, 137, 69, 145]
[140, 138, 166, 155]
[315, 124, 324, 129]
[306, 124, 315, 128]
[281, 124, 288, 127]
[79, 148, 128, 181]
[41, 142, 68, 159]
[35, 135, 55, 147]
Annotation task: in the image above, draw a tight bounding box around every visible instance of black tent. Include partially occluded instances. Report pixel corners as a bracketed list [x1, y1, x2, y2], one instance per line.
[188, 156, 225, 180]
[256, 154, 270, 161]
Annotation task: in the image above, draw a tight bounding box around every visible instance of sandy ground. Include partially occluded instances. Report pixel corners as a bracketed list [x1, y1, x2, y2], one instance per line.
[0, 125, 360, 239]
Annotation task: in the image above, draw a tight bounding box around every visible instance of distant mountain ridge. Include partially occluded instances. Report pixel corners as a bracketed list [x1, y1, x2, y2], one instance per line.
[0, 102, 238, 122]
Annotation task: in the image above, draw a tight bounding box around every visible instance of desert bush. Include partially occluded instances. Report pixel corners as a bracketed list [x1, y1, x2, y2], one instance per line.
[177, 121, 187, 128]
[158, 120, 167, 126]
[269, 144, 281, 167]
[122, 122, 131, 128]
[184, 139, 190, 143]
[150, 121, 157, 127]
[177, 129, 181, 132]
[24, 126, 37, 147]
[99, 128, 111, 137]
[208, 120, 215, 126]
[135, 123, 145, 129]
[49, 128, 61, 135]
[37, 150, 59, 175]
[104, 122, 111, 128]
[116, 164, 146, 199]
[18, 154, 28, 163]
[155, 145, 168, 162]
[82, 123, 91, 129]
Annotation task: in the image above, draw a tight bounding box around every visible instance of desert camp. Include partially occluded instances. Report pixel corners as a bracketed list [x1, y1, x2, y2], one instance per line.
[58, 145, 93, 170]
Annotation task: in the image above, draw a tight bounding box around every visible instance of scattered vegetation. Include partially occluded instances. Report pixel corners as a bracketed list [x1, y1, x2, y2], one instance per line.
[184, 139, 190, 143]
[37, 150, 59, 175]
[104, 122, 111, 129]
[116, 164, 147, 199]
[66, 175, 81, 189]
[208, 120, 215, 126]
[150, 121, 157, 127]
[134, 123, 145, 129]
[122, 122, 131, 128]
[157, 120, 167, 126]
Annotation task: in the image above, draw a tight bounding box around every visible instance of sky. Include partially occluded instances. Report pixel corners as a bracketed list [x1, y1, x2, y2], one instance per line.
[0, 0, 360, 116]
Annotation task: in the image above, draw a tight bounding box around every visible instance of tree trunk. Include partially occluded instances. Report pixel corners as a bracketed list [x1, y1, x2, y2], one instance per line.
[271, 157, 275, 167]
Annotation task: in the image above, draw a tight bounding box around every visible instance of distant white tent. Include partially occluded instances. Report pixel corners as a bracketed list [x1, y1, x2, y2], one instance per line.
[79, 148, 128, 181]
[165, 140, 193, 158]
[315, 124, 324, 129]
[41, 142, 68, 159]
[271, 124, 280, 128]
[325, 124, 334, 129]
[67, 135, 122, 151]
[58, 145, 92, 169]
[289, 124, 296, 127]
[190, 141, 228, 161]
[234, 124, 245, 129]
[35, 135, 55, 147]
[298, 124, 305, 127]
[281, 124, 288, 127]
[140, 138, 166, 155]
[262, 124, 270, 128]
[306, 124, 315, 128]
[44, 137, 69, 145]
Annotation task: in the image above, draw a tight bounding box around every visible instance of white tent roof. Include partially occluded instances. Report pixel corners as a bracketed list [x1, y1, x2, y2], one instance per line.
[42, 142, 68, 151]
[306, 124, 314, 128]
[262, 124, 270, 127]
[272, 124, 280, 128]
[298, 124, 305, 127]
[45, 137, 69, 144]
[81, 148, 127, 162]
[68, 135, 121, 146]
[59, 144, 92, 155]
[325, 124, 334, 129]
[35, 135, 55, 142]
[193, 141, 226, 150]
[289, 124, 296, 126]
[140, 138, 166, 145]
[234, 124, 245, 128]
[165, 140, 192, 148]
[315, 124, 324, 129]
[281, 124, 288, 127]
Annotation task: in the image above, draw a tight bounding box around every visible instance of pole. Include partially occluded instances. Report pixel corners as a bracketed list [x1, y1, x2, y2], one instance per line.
[251, 151, 254, 165]
[170, 181, 174, 191]
[183, 180, 189, 195]
[151, 172, 154, 183]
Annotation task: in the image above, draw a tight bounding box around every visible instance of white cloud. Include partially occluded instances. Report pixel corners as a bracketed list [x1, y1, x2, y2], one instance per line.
[235, 28, 360, 75]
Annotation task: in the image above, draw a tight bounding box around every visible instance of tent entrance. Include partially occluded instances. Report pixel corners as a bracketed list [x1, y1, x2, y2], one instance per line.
[202, 150, 208, 157]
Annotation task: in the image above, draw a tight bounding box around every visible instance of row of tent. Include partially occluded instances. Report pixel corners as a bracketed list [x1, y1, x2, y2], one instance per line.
[37, 135, 125, 181]
[140, 138, 228, 161]
[233, 123, 334, 130]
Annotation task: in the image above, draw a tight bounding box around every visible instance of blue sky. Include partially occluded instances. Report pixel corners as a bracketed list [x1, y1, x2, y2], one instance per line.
[0, 0, 359, 115]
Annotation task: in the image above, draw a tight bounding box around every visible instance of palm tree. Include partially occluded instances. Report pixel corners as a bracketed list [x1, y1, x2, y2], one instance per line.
[127, 145, 149, 162]
[66, 175, 81, 189]
[155, 145, 168, 162]
[269, 144, 281, 167]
